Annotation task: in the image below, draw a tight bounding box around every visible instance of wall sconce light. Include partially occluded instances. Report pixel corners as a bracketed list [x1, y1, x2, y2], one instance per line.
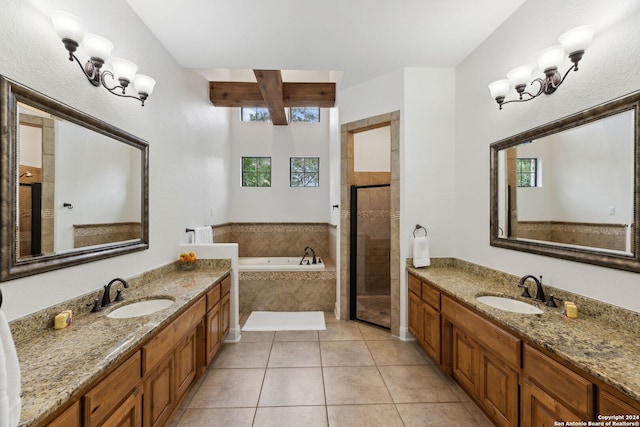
[51, 11, 156, 106]
[488, 25, 594, 110]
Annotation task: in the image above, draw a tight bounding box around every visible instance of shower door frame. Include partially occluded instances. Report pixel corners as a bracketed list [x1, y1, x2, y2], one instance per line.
[349, 183, 391, 329]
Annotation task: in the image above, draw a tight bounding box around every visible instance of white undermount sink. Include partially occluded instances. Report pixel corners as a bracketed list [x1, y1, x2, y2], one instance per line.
[476, 296, 543, 315]
[107, 298, 175, 319]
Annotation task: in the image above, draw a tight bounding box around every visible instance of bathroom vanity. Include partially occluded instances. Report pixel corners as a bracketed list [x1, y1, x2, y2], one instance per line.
[408, 262, 640, 427]
[11, 262, 231, 427]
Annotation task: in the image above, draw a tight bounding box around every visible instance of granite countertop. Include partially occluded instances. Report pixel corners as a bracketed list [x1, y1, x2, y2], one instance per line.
[407, 263, 640, 404]
[13, 263, 230, 427]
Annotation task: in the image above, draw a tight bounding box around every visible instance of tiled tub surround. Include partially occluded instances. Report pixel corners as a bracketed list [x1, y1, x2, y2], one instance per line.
[239, 262, 337, 313]
[407, 259, 640, 405]
[212, 222, 334, 260]
[10, 259, 231, 427]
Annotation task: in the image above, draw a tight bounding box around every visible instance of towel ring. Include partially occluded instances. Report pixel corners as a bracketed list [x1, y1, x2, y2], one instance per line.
[413, 224, 427, 238]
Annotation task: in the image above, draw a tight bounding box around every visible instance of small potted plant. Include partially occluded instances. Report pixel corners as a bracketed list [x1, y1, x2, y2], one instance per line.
[179, 251, 197, 271]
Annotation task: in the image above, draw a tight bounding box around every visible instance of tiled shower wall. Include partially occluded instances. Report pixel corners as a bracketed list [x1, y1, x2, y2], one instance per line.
[213, 222, 335, 261]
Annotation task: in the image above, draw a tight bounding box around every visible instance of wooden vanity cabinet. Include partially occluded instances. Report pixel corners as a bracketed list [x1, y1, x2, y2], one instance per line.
[598, 384, 640, 416]
[204, 274, 231, 366]
[83, 351, 142, 427]
[47, 401, 81, 427]
[442, 295, 520, 427]
[521, 344, 593, 425]
[407, 273, 441, 364]
[142, 298, 205, 427]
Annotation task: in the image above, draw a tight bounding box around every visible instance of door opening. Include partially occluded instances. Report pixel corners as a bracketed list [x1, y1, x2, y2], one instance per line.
[350, 184, 391, 329]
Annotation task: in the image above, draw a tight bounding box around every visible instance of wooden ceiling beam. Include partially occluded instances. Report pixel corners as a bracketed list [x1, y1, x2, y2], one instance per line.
[209, 82, 266, 107]
[283, 83, 336, 108]
[253, 70, 288, 125]
[209, 82, 336, 108]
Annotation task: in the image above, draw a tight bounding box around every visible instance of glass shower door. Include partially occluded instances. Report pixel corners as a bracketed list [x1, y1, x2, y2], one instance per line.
[350, 184, 391, 329]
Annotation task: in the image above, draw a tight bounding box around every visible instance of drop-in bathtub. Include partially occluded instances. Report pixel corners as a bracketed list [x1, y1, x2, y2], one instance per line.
[238, 256, 326, 271]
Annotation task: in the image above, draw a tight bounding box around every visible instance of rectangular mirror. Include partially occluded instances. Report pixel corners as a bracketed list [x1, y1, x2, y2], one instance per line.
[1, 76, 149, 281]
[490, 92, 640, 272]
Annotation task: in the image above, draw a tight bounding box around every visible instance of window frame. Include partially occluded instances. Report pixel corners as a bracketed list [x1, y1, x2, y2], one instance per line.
[289, 157, 320, 187]
[241, 156, 272, 187]
[290, 107, 321, 123]
[516, 158, 538, 188]
[240, 107, 272, 123]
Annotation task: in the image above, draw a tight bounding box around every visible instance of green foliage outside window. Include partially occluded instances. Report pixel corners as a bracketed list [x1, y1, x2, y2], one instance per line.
[516, 158, 537, 187]
[290, 157, 319, 187]
[242, 157, 271, 187]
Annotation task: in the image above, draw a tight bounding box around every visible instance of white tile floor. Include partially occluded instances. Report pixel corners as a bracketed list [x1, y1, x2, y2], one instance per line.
[167, 313, 494, 427]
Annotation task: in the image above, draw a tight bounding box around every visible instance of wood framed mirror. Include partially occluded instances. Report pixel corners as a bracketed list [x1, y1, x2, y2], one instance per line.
[1, 76, 149, 281]
[490, 91, 640, 272]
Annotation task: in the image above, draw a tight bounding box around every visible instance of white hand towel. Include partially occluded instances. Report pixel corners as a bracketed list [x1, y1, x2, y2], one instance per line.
[0, 310, 20, 427]
[413, 236, 431, 268]
[194, 226, 213, 244]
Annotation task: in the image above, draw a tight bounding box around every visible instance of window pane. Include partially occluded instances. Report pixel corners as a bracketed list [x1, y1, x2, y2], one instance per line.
[241, 107, 271, 122]
[290, 157, 319, 187]
[242, 157, 271, 187]
[291, 107, 320, 123]
[516, 158, 537, 187]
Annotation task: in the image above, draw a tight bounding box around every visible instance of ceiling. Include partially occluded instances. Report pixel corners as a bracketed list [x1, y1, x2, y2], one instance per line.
[126, 0, 526, 89]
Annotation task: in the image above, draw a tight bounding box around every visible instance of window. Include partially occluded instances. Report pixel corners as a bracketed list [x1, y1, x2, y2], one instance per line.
[516, 158, 538, 187]
[290, 107, 320, 123]
[290, 157, 319, 187]
[242, 157, 271, 187]
[241, 107, 271, 122]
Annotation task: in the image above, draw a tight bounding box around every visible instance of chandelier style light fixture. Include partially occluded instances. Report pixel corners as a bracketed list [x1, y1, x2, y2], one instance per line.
[488, 25, 594, 110]
[51, 11, 156, 106]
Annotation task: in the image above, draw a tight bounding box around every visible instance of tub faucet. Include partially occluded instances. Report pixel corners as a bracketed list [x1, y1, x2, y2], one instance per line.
[101, 278, 129, 307]
[519, 274, 545, 303]
[305, 246, 317, 264]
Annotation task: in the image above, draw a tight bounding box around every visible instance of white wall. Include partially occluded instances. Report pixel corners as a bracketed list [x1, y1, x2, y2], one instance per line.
[54, 121, 141, 251]
[516, 111, 633, 225]
[1, 0, 230, 320]
[455, 0, 640, 312]
[338, 67, 457, 337]
[227, 106, 331, 223]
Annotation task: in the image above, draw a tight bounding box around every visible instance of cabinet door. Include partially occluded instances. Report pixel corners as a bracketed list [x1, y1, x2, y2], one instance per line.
[175, 327, 198, 402]
[452, 327, 479, 396]
[101, 388, 142, 427]
[206, 303, 221, 365]
[221, 292, 230, 340]
[84, 352, 141, 427]
[522, 379, 582, 427]
[143, 353, 174, 427]
[421, 301, 440, 363]
[479, 348, 518, 427]
[408, 290, 423, 341]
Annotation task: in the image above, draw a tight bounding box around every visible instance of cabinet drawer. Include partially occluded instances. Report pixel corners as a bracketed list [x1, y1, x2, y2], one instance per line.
[221, 275, 231, 296]
[442, 295, 520, 367]
[408, 274, 422, 297]
[421, 281, 440, 310]
[599, 387, 640, 416]
[206, 283, 221, 312]
[523, 344, 593, 420]
[84, 351, 141, 427]
[173, 298, 206, 340]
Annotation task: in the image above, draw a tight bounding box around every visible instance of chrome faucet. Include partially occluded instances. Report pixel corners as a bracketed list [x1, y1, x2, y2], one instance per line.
[519, 275, 545, 303]
[101, 278, 129, 307]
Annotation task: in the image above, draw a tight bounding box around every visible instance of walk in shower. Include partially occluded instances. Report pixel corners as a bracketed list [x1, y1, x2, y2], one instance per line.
[350, 184, 391, 329]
